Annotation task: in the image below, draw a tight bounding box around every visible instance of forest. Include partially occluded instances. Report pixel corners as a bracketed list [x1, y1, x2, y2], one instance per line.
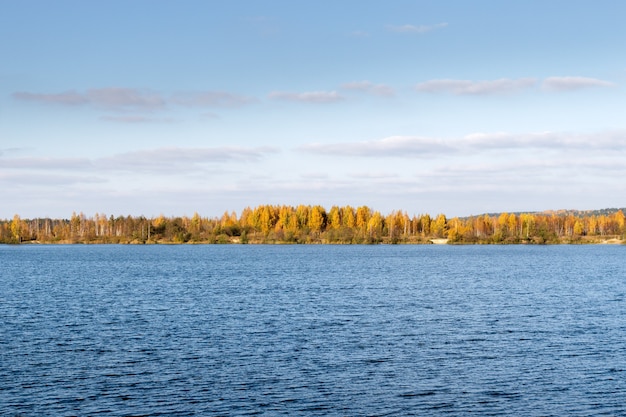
[1, 205, 625, 245]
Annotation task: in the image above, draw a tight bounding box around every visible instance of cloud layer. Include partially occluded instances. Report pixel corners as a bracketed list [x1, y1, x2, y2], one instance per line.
[3, 129, 625, 218]
[1, 146, 279, 175]
[300, 130, 626, 157]
[268, 91, 344, 103]
[341, 81, 395, 97]
[416, 78, 537, 95]
[13, 88, 254, 111]
[541, 76, 616, 91]
[13, 74, 616, 116]
[416, 76, 615, 95]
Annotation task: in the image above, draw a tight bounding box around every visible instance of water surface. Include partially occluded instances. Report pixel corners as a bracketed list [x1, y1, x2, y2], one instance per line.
[1, 245, 625, 415]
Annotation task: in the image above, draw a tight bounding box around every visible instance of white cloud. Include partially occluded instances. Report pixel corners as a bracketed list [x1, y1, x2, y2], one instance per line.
[12, 91, 88, 105]
[299, 130, 626, 158]
[0, 147, 28, 156]
[347, 171, 399, 179]
[416, 78, 537, 95]
[170, 91, 255, 108]
[1, 147, 279, 176]
[86, 88, 165, 110]
[415, 76, 616, 96]
[100, 115, 177, 123]
[299, 136, 453, 157]
[341, 81, 395, 97]
[463, 131, 626, 151]
[0, 172, 105, 186]
[542, 76, 615, 91]
[268, 91, 344, 103]
[299, 172, 330, 180]
[96, 147, 279, 173]
[387, 23, 448, 33]
[13, 88, 165, 110]
[13, 88, 255, 111]
[0, 157, 93, 170]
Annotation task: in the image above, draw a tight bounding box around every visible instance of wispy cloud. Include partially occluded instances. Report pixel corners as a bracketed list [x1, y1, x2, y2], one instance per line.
[94, 147, 279, 174]
[268, 91, 345, 103]
[2, 146, 279, 175]
[299, 172, 330, 180]
[12, 91, 88, 105]
[341, 81, 395, 97]
[542, 76, 615, 91]
[13, 88, 165, 110]
[0, 172, 106, 186]
[463, 131, 626, 151]
[100, 115, 177, 124]
[299, 130, 626, 158]
[415, 76, 616, 96]
[170, 91, 255, 108]
[87, 88, 165, 110]
[107, 146, 274, 164]
[387, 23, 448, 33]
[347, 171, 399, 179]
[416, 78, 537, 95]
[0, 147, 28, 157]
[13, 88, 255, 111]
[0, 157, 93, 170]
[299, 136, 453, 157]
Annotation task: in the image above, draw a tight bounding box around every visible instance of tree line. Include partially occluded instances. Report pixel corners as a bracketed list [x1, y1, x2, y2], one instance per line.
[1, 205, 625, 244]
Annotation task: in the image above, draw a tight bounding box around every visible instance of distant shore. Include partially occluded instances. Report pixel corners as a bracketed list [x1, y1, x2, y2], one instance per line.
[3, 206, 625, 245]
[9, 236, 625, 245]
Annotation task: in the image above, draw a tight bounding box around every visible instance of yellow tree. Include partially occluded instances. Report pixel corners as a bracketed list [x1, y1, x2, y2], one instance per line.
[367, 211, 384, 240]
[10, 214, 23, 242]
[239, 207, 256, 231]
[342, 206, 356, 228]
[613, 210, 625, 235]
[385, 210, 402, 240]
[419, 214, 431, 236]
[508, 213, 518, 238]
[573, 220, 584, 236]
[520, 213, 534, 238]
[587, 216, 598, 236]
[308, 205, 326, 234]
[295, 205, 310, 229]
[496, 213, 509, 239]
[327, 206, 341, 230]
[275, 205, 292, 233]
[431, 214, 447, 238]
[286, 211, 299, 235]
[259, 205, 276, 235]
[355, 206, 371, 233]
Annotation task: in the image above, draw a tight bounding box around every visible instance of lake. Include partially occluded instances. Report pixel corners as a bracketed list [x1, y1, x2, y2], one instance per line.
[1, 244, 625, 416]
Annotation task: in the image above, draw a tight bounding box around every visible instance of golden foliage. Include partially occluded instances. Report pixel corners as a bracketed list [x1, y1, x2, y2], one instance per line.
[2, 206, 625, 244]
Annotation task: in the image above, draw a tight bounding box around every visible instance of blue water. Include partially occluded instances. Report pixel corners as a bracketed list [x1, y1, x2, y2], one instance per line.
[1, 244, 625, 416]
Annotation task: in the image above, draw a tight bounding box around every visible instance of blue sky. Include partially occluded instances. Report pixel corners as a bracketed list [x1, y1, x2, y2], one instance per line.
[2, 1, 625, 219]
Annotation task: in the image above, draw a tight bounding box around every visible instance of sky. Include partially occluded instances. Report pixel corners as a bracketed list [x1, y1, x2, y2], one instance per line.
[2, 0, 625, 219]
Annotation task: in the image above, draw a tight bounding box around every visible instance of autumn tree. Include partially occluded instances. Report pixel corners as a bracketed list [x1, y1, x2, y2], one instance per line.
[431, 214, 447, 238]
[342, 206, 356, 228]
[328, 206, 341, 230]
[308, 205, 326, 235]
[367, 211, 384, 242]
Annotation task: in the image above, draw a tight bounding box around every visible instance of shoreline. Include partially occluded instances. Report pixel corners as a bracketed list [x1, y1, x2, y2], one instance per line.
[7, 238, 625, 246]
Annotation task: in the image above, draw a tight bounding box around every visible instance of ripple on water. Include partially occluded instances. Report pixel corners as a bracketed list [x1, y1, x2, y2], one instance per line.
[1, 244, 625, 416]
